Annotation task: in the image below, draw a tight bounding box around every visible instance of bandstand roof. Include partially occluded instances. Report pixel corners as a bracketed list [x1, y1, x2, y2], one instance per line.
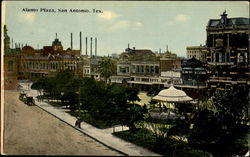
[153, 85, 193, 103]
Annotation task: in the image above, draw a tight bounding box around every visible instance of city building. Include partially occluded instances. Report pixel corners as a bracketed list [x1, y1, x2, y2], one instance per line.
[186, 45, 208, 62]
[206, 11, 249, 91]
[81, 55, 101, 80]
[159, 57, 182, 86]
[175, 57, 208, 99]
[3, 25, 21, 90]
[111, 46, 184, 91]
[111, 46, 161, 90]
[20, 36, 81, 80]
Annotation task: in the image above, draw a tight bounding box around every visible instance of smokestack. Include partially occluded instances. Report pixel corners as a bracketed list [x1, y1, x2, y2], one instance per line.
[71, 32, 73, 49]
[95, 37, 97, 57]
[80, 32, 82, 55]
[90, 37, 93, 57]
[166, 45, 168, 52]
[85, 37, 88, 56]
[159, 48, 161, 54]
[11, 39, 13, 48]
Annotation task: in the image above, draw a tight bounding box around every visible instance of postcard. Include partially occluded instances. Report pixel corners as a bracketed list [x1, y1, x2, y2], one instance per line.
[1, 1, 249, 156]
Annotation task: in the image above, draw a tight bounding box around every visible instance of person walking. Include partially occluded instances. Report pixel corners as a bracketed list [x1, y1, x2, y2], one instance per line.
[75, 118, 81, 128]
[78, 119, 81, 128]
[75, 119, 79, 127]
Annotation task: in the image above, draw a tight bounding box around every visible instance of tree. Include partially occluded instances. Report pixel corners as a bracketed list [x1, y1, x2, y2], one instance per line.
[31, 78, 46, 96]
[54, 69, 75, 100]
[188, 88, 249, 157]
[97, 57, 116, 83]
[79, 78, 109, 118]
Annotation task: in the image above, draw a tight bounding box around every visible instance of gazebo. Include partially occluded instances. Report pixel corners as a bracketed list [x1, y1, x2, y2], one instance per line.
[153, 85, 193, 103]
[151, 85, 193, 119]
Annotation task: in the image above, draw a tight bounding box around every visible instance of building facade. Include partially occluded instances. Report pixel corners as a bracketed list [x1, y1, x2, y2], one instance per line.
[3, 25, 21, 90]
[206, 11, 249, 91]
[111, 46, 184, 91]
[81, 55, 101, 80]
[159, 57, 182, 85]
[111, 46, 162, 90]
[175, 57, 208, 99]
[186, 45, 208, 62]
[19, 37, 81, 80]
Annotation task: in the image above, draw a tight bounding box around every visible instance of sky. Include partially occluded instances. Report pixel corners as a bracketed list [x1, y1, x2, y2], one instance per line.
[3, 1, 249, 57]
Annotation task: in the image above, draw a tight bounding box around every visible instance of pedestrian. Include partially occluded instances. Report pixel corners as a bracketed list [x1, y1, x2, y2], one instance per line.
[77, 119, 81, 129]
[75, 118, 81, 128]
[75, 119, 78, 127]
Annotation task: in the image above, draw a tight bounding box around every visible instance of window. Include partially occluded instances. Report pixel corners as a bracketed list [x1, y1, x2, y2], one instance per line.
[141, 65, 144, 73]
[155, 66, 159, 74]
[8, 60, 14, 72]
[151, 66, 154, 73]
[215, 53, 219, 62]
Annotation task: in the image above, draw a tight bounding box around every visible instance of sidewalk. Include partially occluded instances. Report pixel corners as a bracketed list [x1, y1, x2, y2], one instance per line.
[19, 82, 162, 156]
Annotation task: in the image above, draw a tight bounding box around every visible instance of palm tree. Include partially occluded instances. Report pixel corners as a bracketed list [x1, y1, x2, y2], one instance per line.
[97, 57, 116, 83]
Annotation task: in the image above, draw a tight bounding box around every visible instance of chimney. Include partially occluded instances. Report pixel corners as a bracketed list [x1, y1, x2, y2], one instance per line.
[95, 37, 97, 57]
[85, 37, 88, 56]
[71, 32, 73, 49]
[90, 37, 93, 57]
[11, 39, 13, 48]
[80, 32, 82, 55]
[159, 48, 161, 54]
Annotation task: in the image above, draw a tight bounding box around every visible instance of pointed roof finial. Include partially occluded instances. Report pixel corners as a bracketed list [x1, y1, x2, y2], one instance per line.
[221, 10, 227, 17]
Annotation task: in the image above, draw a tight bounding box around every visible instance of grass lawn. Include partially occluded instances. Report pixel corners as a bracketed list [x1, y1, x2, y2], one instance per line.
[113, 128, 211, 157]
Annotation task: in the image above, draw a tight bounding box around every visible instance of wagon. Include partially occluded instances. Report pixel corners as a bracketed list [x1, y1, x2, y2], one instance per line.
[25, 96, 35, 106]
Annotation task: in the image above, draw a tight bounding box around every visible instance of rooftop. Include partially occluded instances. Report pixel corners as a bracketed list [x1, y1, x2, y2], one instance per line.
[207, 11, 249, 28]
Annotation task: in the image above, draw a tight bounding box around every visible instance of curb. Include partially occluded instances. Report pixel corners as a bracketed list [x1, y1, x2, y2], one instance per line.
[33, 102, 128, 156]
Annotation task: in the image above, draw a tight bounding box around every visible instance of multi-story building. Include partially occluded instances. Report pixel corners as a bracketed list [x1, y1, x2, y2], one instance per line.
[186, 45, 208, 62]
[159, 57, 182, 85]
[206, 11, 249, 91]
[3, 25, 21, 90]
[20, 36, 81, 80]
[81, 55, 101, 80]
[112, 46, 184, 91]
[175, 57, 208, 99]
[112, 46, 161, 90]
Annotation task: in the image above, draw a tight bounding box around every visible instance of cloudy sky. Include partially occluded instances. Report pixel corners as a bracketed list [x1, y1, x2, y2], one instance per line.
[3, 1, 249, 57]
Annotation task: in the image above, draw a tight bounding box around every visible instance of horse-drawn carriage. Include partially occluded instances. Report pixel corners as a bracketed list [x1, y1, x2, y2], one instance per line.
[25, 96, 35, 106]
[19, 93, 27, 102]
[19, 92, 35, 106]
